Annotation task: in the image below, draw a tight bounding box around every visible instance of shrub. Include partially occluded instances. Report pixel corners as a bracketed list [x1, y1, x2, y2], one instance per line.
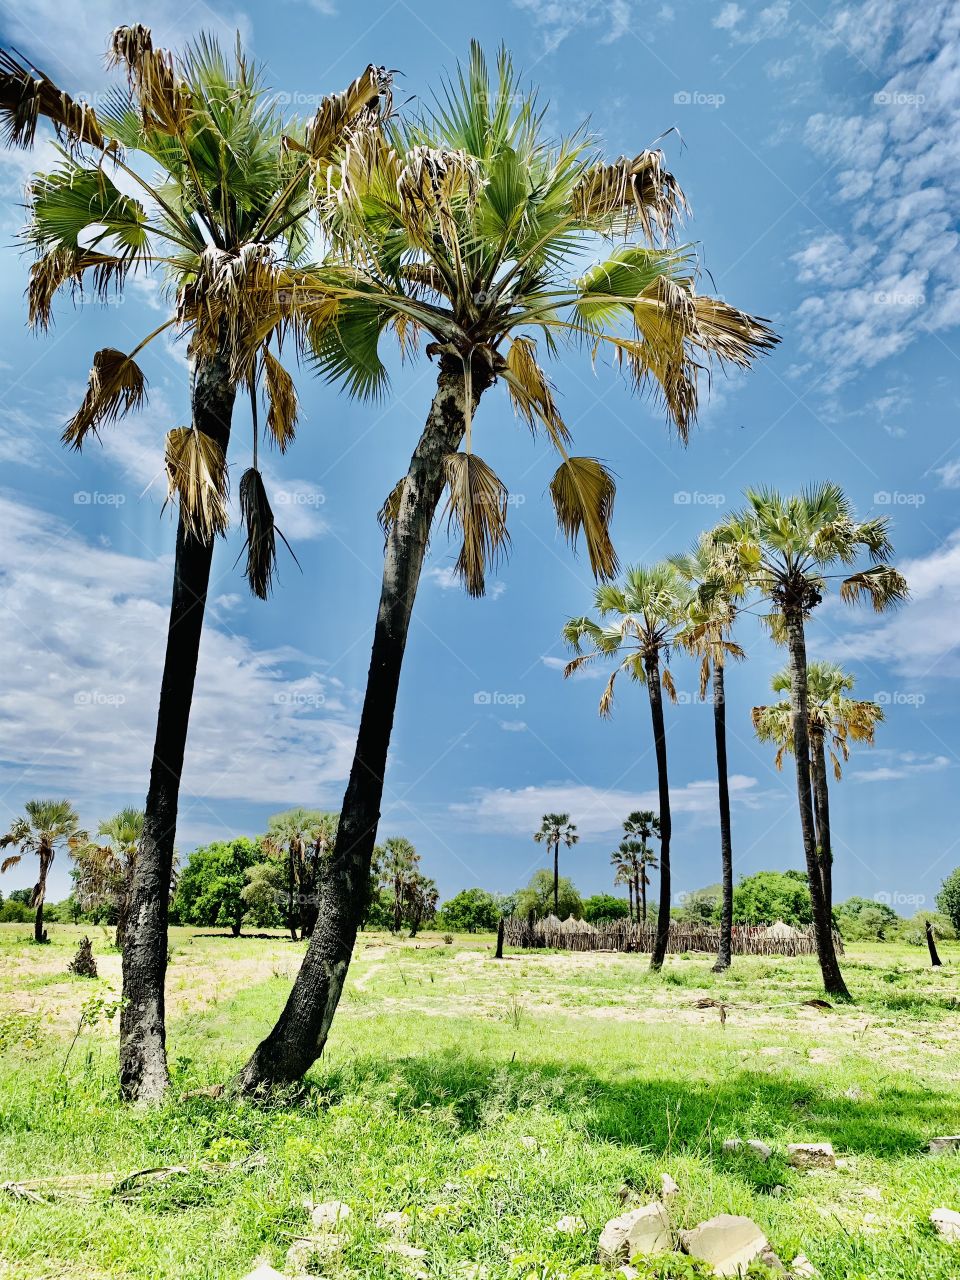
[437, 888, 502, 932]
[583, 893, 629, 924]
[937, 867, 960, 931]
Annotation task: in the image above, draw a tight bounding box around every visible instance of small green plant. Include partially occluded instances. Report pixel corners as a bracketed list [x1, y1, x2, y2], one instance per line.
[60, 990, 125, 1075]
[0, 1010, 43, 1054]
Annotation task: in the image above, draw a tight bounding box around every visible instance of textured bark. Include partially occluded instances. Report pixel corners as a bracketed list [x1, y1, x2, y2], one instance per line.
[926, 920, 942, 967]
[640, 872, 647, 923]
[810, 732, 833, 913]
[234, 353, 492, 1093]
[785, 613, 850, 999]
[33, 849, 51, 943]
[495, 917, 504, 959]
[119, 345, 236, 1102]
[711, 661, 734, 972]
[646, 655, 672, 972]
[553, 840, 560, 915]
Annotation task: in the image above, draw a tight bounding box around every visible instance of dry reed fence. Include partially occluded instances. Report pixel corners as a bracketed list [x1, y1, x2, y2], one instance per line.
[502, 916, 843, 957]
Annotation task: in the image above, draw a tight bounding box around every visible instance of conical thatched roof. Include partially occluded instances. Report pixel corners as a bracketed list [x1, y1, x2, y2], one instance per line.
[763, 919, 799, 938]
[560, 915, 580, 933]
[539, 913, 563, 931]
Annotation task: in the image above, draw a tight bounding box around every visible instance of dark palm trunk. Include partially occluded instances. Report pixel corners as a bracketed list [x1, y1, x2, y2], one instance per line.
[626, 879, 634, 922]
[32, 848, 51, 943]
[119, 345, 235, 1102]
[711, 661, 734, 972]
[553, 839, 560, 915]
[926, 920, 942, 967]
[234, 353, 491, 1094]
[640, 871, 647, 923]
[646, 655, 672, 971]
[810, 732, 833, 913]
[33, 900, 45, 944]
[785, 612, 850, 999]
[287, 851, 298, 941]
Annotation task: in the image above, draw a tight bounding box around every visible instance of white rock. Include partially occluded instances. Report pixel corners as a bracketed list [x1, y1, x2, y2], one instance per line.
[286, 1235, 343, 1274]
[660, 1173, 680, 1199]
[723, 1138, 772, 1161]
[791, 1254, 818, 1278]
[378, 1210, 410, 1233]
[598, 1201, 672, 1263]
[681, 1214, 769, 1277]
[787, 1143, 836, 1170]
[931, 1207, 960, 1242]
[929, 1135, 960, 1155]
[310, 1199, 351, 1231]
[519, 1135, 540, 1149]
[242, 1267, 287, 1280]
[552, 1214, 587, 1235]
[618, 1268, 639, 1280]
[384, 1242, 428, 1260]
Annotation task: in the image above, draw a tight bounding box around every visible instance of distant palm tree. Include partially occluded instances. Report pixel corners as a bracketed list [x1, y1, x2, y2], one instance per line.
[264, 809, 339, 940]
[753, 661, 883, 921]
[1, 800, 81, 942]
[565, 563, 692, 970]
[672, 534, 745, 971]
[715, 485, 906, 998]
[611, 851, 635, 920]
[406, 873, 439, 936]
[69, 807, 144, 947]
[622, 811, 662, 923]
[375, 837, 421, 933]
[534, 814, 579, 915]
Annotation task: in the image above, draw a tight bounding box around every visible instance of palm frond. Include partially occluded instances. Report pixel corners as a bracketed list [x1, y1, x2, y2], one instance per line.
[28, 246, 129, 331]
[0, 48, 104, 149]
[262, 349, 297, 451]
[840, 565, 909, 612]
[163, 425, 229, 542]
[549, 456, 618, 580]
[503, 336, 570, 447]
[108, 25, 190, 135]
[377, 477, 407, 544]
[441, 451, 511, 597]
[62, 348, 148, 449]
[572, 149, 687, 242]
[239, 467, 281, 598]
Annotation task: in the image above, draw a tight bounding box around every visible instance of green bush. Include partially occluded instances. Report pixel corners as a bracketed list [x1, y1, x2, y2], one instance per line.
[437, 887, 503, 932]
[937, 867, 960, 931]
[583, 893, 630, 924]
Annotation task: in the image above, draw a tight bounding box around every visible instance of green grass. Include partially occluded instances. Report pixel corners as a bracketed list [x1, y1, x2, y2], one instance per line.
[1, 925, 960, 1278]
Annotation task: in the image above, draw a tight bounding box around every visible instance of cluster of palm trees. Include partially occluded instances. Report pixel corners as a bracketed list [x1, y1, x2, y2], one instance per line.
[564, 484, 907, 995]
[372, 836, 438, 935]
[612, 810, 661, 923]
[1, 25, 780, 1099]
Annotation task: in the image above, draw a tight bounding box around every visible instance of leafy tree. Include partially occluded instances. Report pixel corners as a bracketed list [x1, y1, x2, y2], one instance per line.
[515, 870, 583, 920]
[0, 800, 81, 942]
[405, 873, 439, 936]
[69, 807, 144, 948]
[834, 896, 899, 941]
[263, 809, 339, 939]
[565, 564, 693, 970]
[375, 837, 421, 933]
[677, 883, 722, 925]
[937, 867, 960, 932]
[583, 893, 630, 924]
[732, 870, 812, 927]
[895, 910, 956, 946]
[172, 838, 263, 935]
[241, 862, 285, 930]
[236, 43, 777, 1095]
[533, 814, 579, 915]
[714, 485, 906, 999]
[437, 888, 502, 932]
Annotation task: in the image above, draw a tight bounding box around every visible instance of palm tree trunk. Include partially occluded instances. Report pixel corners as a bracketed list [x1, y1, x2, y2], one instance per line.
[640, 873, 647, 924]
[785, 612, 849, 999]
[712, 661, 734, 972]
[627, 879, 634, 922]
[33, 847, 51, 944]
[810, 733, 833, 913]
[233, 352, 492, 1094]
[645, 655, 672, 971]
[926, 920, 942, 967]
[553, 840, 560, 915]
[119, 344, 236, 1102]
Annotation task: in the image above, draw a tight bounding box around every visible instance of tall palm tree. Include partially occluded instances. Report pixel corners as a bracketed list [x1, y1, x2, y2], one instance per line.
[714, 485, 906, 998]
[564, 564, 692, 970]
[233, 43, 776, 1094]
[0, 29, 389, 1100]
[622, 810, 662, 923]
[672, 535, 745, 971]
[69, 807, 144, 948]
[375, 837, 420, 932]
[0, 800, 81, 942]
[534, 813, 579, 915]
[753, 661, 883, 920]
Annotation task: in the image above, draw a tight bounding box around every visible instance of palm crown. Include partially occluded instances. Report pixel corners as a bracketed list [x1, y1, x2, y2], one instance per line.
[533, 813, 579, 848]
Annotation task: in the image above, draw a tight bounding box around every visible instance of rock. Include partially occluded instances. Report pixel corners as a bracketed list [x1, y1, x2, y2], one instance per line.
[931, 1207, 960, 1242]
[384, 1242, 428, 1260]
[286, 1235, 343, 1274]
[519, 1135, 540, 1150]
[552, 1214, 587, 1235]
[309, 1199, 351, 1231]
[660, 1173, 680, 1199]
[378, 1210, 410, 1233]
[681, 1215, 769, 1277]
[759, 1247, 788, 1271]
[791, 1254, 817, 1278]
[787, 1143, 836, 1170]
[242, 1267, 287, 1280]
[723, 1138, 772, 1161]
[598, 1201, 672, 1263]
[929, 1136, 960, 1155]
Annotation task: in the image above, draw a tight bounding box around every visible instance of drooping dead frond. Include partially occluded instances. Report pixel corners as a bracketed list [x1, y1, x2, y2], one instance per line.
[377, 476, 407, 544]
[392, 312, 422, 361]
[661, 666, 678, 703]
[28, 247, 129, 331]
[0, 48, 104, 149]
[692, 296, 779, 366]
[262, 349, 297, 452]
[62, 348, 147, 449]
[549, 456, 619, 581]
[0, 854, 22, 874]
[503, 336, 571, 449]
[301, 64, 391, 161]
[239, 467, 280, 599]
[397, 146, 481, 251]
[441, 452, 511, 597]
[572, 149, 687, 242]
[599, 667, 620, 719]
[163, 426, 229, 543]
[182, 243, 283, 373]
[839, 565, 909, 612]
[108, 25, 190, 135]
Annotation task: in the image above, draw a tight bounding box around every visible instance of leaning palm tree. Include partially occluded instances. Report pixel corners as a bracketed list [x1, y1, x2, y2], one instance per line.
[0, 29, 389, 1100]
[564, 564, 693, 970]
[1, 800, 81, 942]
[233, 43, 776, 1094]
[534, 813, 579, 915]
[672, 534, 745, 971]
[753, 661, 883, 919]
[714, 485, 906, 998]
[69, 807, 144, 948]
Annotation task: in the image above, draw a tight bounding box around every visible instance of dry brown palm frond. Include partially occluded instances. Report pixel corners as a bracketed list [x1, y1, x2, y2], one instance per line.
[503, 336, 571, 449]
[661, 666, 678, 703]
[572, 149, 687, 242]
[28, 247, 128, 331]
[377, 476, 407, 544]
[692, 296, 779, 366]
[392, 312, 422, 361]
[0, 854, 22, 874]
[598, 667, 620, 719]
[399, 262, 447, 297]
[108, 25, 190, 136]
[549, 456, 619, 581]
[262, 349, 297, 452]
[839, 565, 909, 611]
[302, 64, 391, 162]
[238, 467, 298, 599]
[182, 243, 285, 372]
[441, 452, 511, 598]
[62, 348, 148, 449]
[163, 426, 229, 543]
[0, 49, 105, 149]
[397, 146, 481, 251]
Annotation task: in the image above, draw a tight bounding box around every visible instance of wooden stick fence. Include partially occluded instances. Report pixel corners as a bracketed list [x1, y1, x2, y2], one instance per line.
[502, 916, 843, 957]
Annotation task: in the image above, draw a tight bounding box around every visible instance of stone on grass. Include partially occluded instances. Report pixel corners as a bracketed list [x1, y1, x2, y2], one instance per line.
[929, 1136, 960, 1155]
[378, 1210, 411, 1233]
[931, 1207, 960, 1242]
[242, 1266, 287, 1280]
[680, 1214, 769, 1277]
[519, 1136, 540, 1150]
[723, 1138, 772, 1161]
[286, 1235, 343, 1274]
[598, 1201, 672, 1263]
[791, 1255, 817, 1278]
[787, 1143, 835, 1170]
[309, 1199, 351, 1231]
[660, 1173, 679, 1199]
[552, 1214, 587, 1235]
[384, 1241, 428, 1260]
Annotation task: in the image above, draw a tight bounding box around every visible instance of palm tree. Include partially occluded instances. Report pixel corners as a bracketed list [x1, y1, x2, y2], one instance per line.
[0, 800, 81, 942]
[753, 661, 883, 920]
[406, 872, 439, 936]
[622, 810, 662, 923]
[714, 485, 906, 998]
[611, 848, 635, 920]
[564, 563, 692, 971]
[0, 29, 388, 1100]
[534, 813, 579, 915]
[69, 807, 144, 948]
[233, 43, 776, 1094]
[672, 535, 745, 971]
[375, 837, 420, 932]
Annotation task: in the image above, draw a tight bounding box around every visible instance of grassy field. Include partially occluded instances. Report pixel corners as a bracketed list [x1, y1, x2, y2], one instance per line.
[1, 924, 959, 1279]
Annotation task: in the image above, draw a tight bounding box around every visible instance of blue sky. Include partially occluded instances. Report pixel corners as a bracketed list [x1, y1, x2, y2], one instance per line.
[0, 0, 957, 913]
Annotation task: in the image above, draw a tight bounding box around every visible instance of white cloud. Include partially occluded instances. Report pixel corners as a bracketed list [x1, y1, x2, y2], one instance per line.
[935, 459, 960, 489]
[714, 3, 744, 30]
[498, 719, 528, 733]
[425, 565, 505, 598]
[514, 0, 638, 50]
[852, 752, 950, 783]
